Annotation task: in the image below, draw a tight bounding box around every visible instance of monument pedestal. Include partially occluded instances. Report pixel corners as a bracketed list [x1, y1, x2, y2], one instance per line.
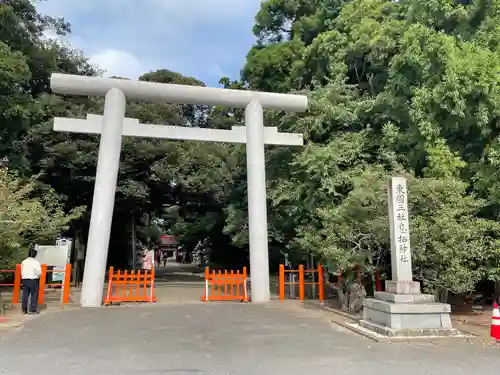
[359, 281, 458, 337]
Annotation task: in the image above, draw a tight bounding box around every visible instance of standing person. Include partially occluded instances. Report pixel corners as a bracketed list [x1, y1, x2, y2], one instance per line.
[21, 246, 42, 315]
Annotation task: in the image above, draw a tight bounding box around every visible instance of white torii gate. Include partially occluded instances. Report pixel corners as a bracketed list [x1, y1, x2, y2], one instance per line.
[50, 73, 308, 307]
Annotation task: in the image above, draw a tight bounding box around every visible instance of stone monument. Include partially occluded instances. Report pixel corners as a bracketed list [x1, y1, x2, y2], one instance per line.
[360, 176, 457, 337]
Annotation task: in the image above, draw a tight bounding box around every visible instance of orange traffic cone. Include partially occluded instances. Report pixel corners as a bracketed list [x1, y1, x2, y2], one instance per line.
[491, 303, 500, 341]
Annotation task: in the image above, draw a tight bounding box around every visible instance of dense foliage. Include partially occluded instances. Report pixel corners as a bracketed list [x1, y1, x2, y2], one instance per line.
[0, 167, 83, 269]
[244, 0, 500, 299]
[1, 0, 500, 300]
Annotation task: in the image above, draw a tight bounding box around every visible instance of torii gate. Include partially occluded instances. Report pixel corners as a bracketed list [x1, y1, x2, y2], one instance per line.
[50, 73, 308, 307]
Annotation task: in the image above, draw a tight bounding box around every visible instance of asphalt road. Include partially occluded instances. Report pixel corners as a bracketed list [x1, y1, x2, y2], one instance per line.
[0, 301, 499, 375]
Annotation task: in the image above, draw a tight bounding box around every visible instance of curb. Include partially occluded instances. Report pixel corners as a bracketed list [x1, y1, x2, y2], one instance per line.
[302, 300, 496, 344]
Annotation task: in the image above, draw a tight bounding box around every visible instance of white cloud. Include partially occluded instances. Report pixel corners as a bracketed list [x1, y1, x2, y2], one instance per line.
[41, 29, 144, 79]
[89, 49, 145, 79]
[38, 0, 262, 43]
[154, 0, 262, 25]
[36, 0, 262, 85]
[42, 28, 59, 41]
[207, 64, 227, 79]
[38, 0, 261, 23]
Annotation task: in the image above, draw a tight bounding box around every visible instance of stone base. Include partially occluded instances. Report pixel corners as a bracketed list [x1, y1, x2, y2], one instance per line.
[361, 291, 456, 338]
[359, 319, 460, 338]
[385, 280, 421, 294]
[374, 291, 435, 304]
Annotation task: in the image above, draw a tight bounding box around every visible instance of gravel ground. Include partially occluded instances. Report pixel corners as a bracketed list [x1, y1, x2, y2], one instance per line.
[0, 300, 499, 375]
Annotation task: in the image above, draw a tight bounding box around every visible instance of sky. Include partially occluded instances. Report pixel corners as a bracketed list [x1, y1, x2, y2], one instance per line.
[36, 0, 263, 87]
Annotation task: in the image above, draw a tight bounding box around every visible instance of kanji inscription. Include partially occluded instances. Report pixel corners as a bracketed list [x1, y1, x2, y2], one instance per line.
[388, 177, 413, 281]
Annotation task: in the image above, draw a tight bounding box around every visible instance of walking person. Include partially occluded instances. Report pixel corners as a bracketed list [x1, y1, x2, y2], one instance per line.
[21, 246, 42, 315]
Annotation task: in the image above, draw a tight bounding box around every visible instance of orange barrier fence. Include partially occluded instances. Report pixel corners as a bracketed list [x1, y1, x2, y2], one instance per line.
[201, 267, 248, 302]
[0, 264, 72, 305]
[104, 267, 156, 305]
[279, 264, 324, 303]
[0, 265, 21, 304]
[39, 264, 72, 305]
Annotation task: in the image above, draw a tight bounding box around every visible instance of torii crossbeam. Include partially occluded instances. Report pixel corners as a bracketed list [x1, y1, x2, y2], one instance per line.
[54, 114, 303, 145]
[50, 73, 308, 307]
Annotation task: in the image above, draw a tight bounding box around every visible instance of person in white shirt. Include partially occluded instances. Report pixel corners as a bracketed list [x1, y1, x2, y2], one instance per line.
[21, 247, 42, 314]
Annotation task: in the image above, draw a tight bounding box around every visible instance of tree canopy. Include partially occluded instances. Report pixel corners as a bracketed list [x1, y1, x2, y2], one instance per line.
[242, 0, 500, 297]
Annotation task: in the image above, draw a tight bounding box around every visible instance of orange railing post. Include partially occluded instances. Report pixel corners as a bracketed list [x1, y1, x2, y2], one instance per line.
[217, 270, 221, 299]
[62, 264, 72, 304]
[204, 267, 209, 302]
[230, 270, 234, 297]
[133, 270, 139, 299]
[212, 270, 216, 299]
[150, 267, 155, 303]
[123, 270, 128, 301]
[224, 270, 228, 297]
[105, 266, 114, 305]
[298, 264, 305, 303]
[137, 269, 142, 301]
[279, 264, 285, 301]
[318, 265, 325, 303]
[12, 264, 22, 305]
[38, 264, 47, 305]
[243, 266, 248, 302]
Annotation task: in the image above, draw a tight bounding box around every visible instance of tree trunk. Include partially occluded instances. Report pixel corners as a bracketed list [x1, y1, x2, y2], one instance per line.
[146, 213, 151, 249]
[73, 229, 85, 286]
[131, 215, 137, 270]
[494, 280, 500, 304]
[337, 277, 366, 313]
[436, 288, 448, 304]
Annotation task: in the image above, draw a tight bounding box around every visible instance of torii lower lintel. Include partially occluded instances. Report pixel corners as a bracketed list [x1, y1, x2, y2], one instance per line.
[53, 114, 303, 146]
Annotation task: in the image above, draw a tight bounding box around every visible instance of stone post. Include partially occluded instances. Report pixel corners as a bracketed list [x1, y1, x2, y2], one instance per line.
[359, 176, 456, 337]
[385, 177, 420, 295]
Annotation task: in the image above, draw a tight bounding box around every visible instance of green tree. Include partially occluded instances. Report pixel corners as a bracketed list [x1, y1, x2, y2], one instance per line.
[0, 167, 84, 269]
[236, 0, 500, 302]
[1, 1, 242, 268]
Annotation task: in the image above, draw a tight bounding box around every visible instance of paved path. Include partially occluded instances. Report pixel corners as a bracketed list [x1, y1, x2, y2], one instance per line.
[1, 264, 499, 374]
[1, 300, 499, 375]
